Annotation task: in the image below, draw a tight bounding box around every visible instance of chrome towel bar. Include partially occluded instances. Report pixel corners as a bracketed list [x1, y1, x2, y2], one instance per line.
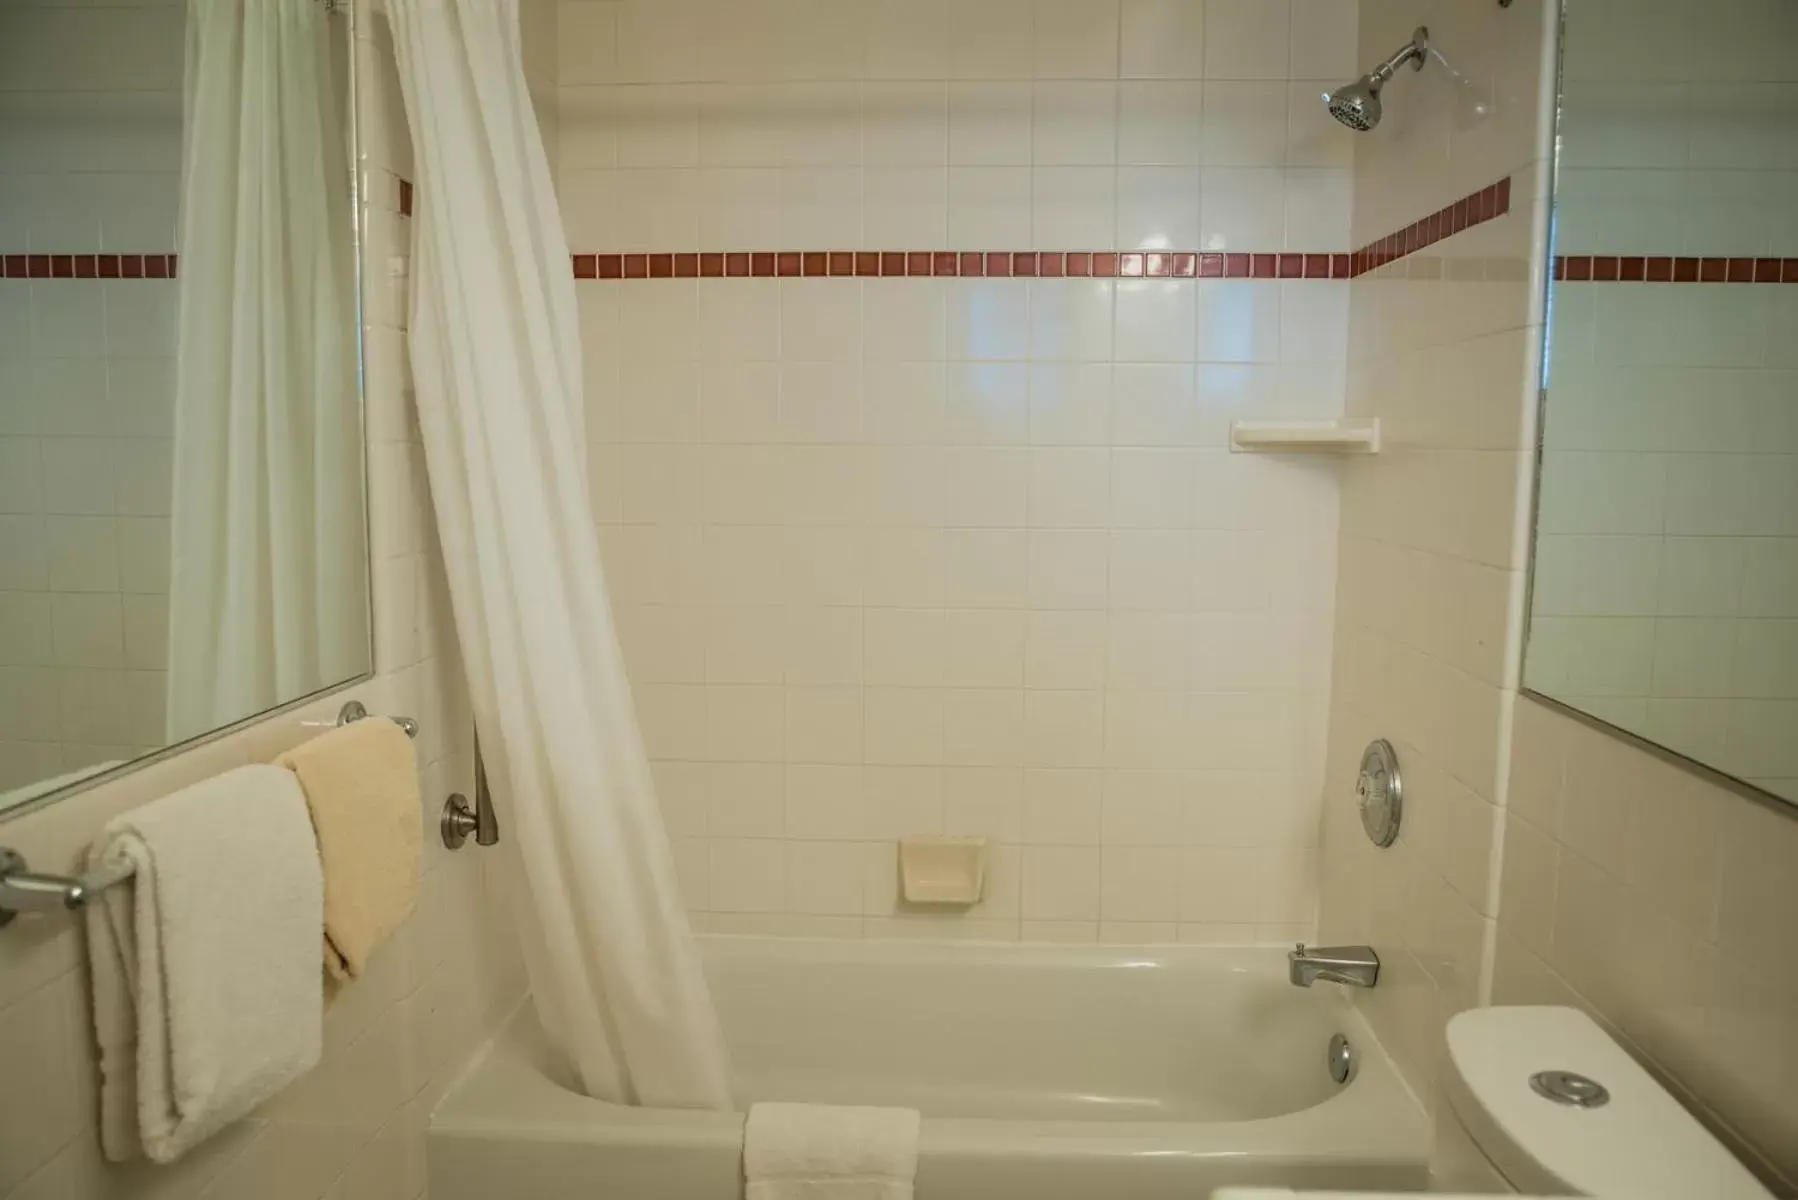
[0, 700, 420, 927]
[0, 847, 134, 927]
[314, 699, 419, 740]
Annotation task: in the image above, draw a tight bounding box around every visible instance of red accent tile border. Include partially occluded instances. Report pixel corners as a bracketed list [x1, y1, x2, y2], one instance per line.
[1350, 176, 1512, 277]
[0, 254, 178, 279]
[569, 248, 1356, 282]
[1552, 255, 1798, 284]
[561, 176, 1792, 287]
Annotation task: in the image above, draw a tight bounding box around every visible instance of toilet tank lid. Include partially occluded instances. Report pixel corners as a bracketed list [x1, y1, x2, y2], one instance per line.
[1445, 1007, 1771, 1200]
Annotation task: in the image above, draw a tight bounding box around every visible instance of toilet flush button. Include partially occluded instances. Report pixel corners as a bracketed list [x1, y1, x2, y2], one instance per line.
[1530, 1070, 1610, 1108]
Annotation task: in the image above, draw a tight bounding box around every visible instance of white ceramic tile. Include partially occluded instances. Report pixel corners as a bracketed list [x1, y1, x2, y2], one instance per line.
[947, 166, 1034, 250]
[1029, 364, 1113, 445]
[1115, 280, 1198, 363]
[949, 83, 1034, 166]
[865, 82, 950, 165]
[1204, 0, 1292, 81]
[1033, 0, 1122, 80]
[1120, 0, 1206, 80]
[1101, 846, 1181, 919]
[709, 838, 787, 912]
[1287, 0, 1357, 80]
[780, 167, 864, 249]
[778, 0, 867, 83]
[559, 3, 620, 85]
[1033, 166, 1118, 247]
[1032, 82, 1119, 165]
[1029, 282, 1116, 364]
[1022, 845, 1102, 917]
[1118, 166, 1202, 248]
[1200, 167, 1287, 249]
[1118, 82, 1206, 165]
[863, 166, 951, 247]
[1201, 82, 1290, 166]
[948, 0, 1037, 81]
[944, 611, 1029, 688]
[864, 0, 951, 81]
[615, 0, 700, 84]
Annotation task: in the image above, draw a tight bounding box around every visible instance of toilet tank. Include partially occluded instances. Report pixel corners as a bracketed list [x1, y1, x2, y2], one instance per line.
[1443, 1007, 1773, 1200]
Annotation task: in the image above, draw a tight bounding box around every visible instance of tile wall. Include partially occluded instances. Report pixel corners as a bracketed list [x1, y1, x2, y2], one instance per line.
[1532, 272, 1798, 803]
[1494, 697, 1798, 1188]
[0, 1, 186, 796]
[1525, 0, 1798, 803]
[1314, 0, 1798, 1190]
[0, 3, 534, 1197]
[558, 0, 1360, 942]
[1498, 0, 1798, 1185]
[1315, 0, 1553, 1106]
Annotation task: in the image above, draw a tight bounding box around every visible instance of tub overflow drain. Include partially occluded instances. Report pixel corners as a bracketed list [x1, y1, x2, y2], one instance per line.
[1326, 1033, 1355, 1085]
[1530, 1070, 1609, 1108]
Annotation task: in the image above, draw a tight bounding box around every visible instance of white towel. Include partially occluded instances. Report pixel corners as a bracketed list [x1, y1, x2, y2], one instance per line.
[744, 1102, 922, 1200]
[86, 764, 324, 1164]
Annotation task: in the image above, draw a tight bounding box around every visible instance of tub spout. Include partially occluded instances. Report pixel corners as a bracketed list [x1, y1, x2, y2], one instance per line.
[1288, 943, 1380, 989]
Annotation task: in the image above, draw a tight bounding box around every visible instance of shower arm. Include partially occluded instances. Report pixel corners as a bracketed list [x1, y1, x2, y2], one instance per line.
[1369, 31, 1429, 86]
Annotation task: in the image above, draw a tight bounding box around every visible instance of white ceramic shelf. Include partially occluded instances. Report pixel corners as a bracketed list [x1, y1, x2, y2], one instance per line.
[1229, 418, 1381, 454]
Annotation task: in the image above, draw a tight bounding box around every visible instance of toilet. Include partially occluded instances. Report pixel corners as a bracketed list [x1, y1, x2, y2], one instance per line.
[1216, 1005, 1776, 1200]
[1435, 1006, 1773, 1197]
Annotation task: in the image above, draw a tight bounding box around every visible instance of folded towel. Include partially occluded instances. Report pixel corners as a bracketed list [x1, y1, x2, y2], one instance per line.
[86, 764, 324, 1164]
[744, 1102, 922, 1200]
[275, 716, 421, 980]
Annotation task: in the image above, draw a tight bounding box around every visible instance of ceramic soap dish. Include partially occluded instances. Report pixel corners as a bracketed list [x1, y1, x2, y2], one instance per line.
[899, 836, 988, 907]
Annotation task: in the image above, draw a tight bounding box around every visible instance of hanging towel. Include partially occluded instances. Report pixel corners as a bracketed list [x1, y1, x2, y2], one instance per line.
[744, 1102, 922, 1200]
[86, 764, 324, 1164]
[274, 716, 421, 981]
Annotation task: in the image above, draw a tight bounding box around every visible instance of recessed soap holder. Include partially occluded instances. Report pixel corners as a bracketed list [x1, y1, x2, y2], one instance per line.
[899, 837, 988, 907]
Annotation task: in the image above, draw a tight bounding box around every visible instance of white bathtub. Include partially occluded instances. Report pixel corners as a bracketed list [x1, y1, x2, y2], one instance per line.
[428, 937, 1431, 1200]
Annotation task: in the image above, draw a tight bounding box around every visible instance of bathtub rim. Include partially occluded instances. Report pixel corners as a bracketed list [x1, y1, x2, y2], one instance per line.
[430, 935, 1431, 1170]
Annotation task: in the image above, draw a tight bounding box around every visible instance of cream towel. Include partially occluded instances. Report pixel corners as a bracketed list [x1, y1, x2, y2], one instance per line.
[744, 1102, 922, 1200]
[275, 716, 421, 980]
[86, 764, 323, 1164]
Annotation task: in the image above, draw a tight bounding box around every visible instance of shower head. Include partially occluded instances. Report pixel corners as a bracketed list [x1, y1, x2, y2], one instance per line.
[1324, 26, 1429, 132]
[1325, 78, 1384, 132]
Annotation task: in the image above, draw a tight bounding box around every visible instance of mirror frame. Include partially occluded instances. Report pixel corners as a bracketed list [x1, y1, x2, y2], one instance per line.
[0, 2, 377, 825]
[1519, 0, 1796, 815]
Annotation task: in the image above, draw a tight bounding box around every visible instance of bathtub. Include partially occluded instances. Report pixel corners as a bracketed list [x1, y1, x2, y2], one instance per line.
[428, 936, 1431, 1200]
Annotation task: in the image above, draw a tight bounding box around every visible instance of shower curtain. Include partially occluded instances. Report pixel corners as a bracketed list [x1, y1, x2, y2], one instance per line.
[384, 0, 734, 1108]
[166, 0, 367, 744]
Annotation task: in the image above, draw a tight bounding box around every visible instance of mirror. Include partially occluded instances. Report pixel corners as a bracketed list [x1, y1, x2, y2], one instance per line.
[1524, 0, 1798, 805]
[0, 1, 371, 817]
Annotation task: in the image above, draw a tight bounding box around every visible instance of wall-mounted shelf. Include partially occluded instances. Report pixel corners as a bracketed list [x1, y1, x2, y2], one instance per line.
[1229, 418, 1381, 455]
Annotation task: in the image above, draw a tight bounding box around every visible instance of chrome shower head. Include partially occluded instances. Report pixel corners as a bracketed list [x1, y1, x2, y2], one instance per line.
[1325, 77, 1383, 131]
[1324, 26, 1429, 132]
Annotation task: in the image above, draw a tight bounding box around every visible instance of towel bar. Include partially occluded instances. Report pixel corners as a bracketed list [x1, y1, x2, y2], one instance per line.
[1, 701, 419, 927]
[0, 847, 135, 927]
[303, 700, 418, 739]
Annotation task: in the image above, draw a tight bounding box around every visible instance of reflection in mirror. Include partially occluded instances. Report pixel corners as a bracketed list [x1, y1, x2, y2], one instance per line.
[0, 1, 371, 815]
[1525, 0, 1797, 805]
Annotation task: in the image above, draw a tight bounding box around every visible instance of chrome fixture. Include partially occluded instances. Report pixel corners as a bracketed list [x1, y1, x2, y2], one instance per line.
[1531, 1069, 1610, 1109]
[1327, 1032, 1357, 1084]
[1289, 943, 1381, 989]
[1357, 739, 1404, 847]
[0, 846, 134, 927]
[441, 738, 500, 850]
[333, 699, 419, 740]
[1324, 27, 1429, 131]
[2, 700, 433, 926]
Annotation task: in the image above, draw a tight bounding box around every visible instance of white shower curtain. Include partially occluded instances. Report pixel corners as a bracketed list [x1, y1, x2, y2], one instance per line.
[166, 0, 367, 744]
[384, 0, 734, 1109]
